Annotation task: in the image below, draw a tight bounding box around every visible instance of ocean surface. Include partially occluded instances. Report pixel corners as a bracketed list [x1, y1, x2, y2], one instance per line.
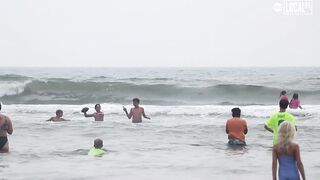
[0, 67, 319, 180]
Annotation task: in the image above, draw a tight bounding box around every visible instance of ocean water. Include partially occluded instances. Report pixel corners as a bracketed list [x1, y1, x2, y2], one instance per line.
[0, 67, 319, 180]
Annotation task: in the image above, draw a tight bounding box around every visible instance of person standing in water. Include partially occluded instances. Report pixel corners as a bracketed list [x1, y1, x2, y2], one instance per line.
[225, 108, 248, 146]
[280, 90, 289, 101]
[289, 93, 303, 109]
[0, 104, 13, 153]
[82, 104, 104, 121]
[47, 109, 68, 122]
[272, 121, 306, 180]
[265, 99, 297, 145]
[123, 98, 151, 123]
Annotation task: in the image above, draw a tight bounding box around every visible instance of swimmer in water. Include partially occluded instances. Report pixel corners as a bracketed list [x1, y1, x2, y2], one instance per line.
[47, 109, 68, 122]
[289, 93, 303, 109]
[280, 90, 288, 101]
[123, 98, 151, 123]
[82, 104, 104, 121]
[265, 99, 297, 145]
[0, 104, 13, 153]
[225, 107, 248, 146]
[88, 138, 106, 157]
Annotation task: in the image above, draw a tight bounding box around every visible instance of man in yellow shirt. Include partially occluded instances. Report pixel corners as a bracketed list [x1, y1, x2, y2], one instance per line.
[264, 99, 297, 144]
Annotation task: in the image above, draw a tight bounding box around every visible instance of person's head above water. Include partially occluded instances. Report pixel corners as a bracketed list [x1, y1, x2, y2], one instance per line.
[95, 104, 101, 112]
[293, 93, 299, 99]
[279, 99, 289, 110]
[231, 107, 241, 118]
[132, 98, 140, 107]
[280, 90, 287, 96]
[56, 109, 63, 118]
[94, 138, 103, 149]
[277, 121, 295, 149]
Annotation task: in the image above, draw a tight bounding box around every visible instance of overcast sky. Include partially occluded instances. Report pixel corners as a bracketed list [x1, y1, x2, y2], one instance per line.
[0, 0, 318, 67]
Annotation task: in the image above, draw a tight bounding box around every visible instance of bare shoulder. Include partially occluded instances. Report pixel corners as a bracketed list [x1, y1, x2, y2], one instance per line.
[5, 115, 12, 122]
[273, 144, 281, 153]
[95, 112, 104, 115]
[241, 118, 247, 123]
[291, 143, 300, 150]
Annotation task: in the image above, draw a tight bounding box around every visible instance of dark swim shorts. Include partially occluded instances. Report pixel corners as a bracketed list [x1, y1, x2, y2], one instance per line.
[228, 139, 246, 146]
[0, 136, 8, 149]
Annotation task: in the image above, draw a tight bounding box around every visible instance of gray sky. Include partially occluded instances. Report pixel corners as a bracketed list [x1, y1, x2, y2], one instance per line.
[0, 0, 319, 67]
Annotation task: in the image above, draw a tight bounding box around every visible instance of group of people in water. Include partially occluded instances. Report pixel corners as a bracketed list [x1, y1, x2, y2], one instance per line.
[225, 91, 305, 180]
[0, 91, 306, 179]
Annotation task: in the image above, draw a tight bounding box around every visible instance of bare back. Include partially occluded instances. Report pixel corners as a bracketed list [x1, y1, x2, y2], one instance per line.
[274, 143, 298, 156]
[0, 114, 13, 137]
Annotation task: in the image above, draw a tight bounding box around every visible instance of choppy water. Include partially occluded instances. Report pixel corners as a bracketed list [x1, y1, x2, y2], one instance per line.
[1, 67, 320, 105]
[0, 68, 320, 179]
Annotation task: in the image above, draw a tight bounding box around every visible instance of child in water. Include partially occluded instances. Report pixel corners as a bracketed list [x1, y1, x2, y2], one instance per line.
[88, 138, 106, 157]
[123, 98, 151, 123]
[280, 90, 288, 101]
[272, 121, 306, 180]
[289, 93, 302, 109]
[47, 109, 67, 122]
[82, 104, 104, 121]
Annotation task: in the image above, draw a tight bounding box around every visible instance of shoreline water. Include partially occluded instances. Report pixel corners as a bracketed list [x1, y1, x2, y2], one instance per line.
[1, 68, 319, 179]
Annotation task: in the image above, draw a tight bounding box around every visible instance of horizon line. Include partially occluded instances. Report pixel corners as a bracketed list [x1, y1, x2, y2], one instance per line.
[0, 66, 319, 68]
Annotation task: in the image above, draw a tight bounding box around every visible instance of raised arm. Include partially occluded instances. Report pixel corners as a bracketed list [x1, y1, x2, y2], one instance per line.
[123, 107, 132, 119]
[46, 117, 53, 122]
[84, 112, 94, 118]
[295, 144, 306, 180]
[142, 108, 150, 119]
[272, 147, 278, 180]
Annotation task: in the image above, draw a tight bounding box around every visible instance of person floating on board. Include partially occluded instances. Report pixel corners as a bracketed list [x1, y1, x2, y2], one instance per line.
[265, 99, 297, 145]
[272, 121, 306, 180]
[88, 138, 106, 157]
[47, 109, 68, 122]
[123, 98, 151, 123]
[0, 104, 13, 153]
[225, 107, 248, 146]
[289, 93, 303, 109]
[81, 104, 104, 121]
[280, 90, 288, 101]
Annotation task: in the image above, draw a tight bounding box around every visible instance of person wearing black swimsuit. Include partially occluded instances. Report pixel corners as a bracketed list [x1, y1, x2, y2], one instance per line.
[0, 104, 13, 153]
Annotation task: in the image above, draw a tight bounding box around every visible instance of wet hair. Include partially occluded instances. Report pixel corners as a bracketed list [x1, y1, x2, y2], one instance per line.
[279, 99, 289, 109]
[95, 104, 101, 109]
[94, 138, 103, 149]
[231, 108, 241, 117]
[293, 93, 299, 99]
[280, 90, 287, 96]
[132, 98, 140, 103]
[277, 121, 295, 150]
[56, 109, 63, 115]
